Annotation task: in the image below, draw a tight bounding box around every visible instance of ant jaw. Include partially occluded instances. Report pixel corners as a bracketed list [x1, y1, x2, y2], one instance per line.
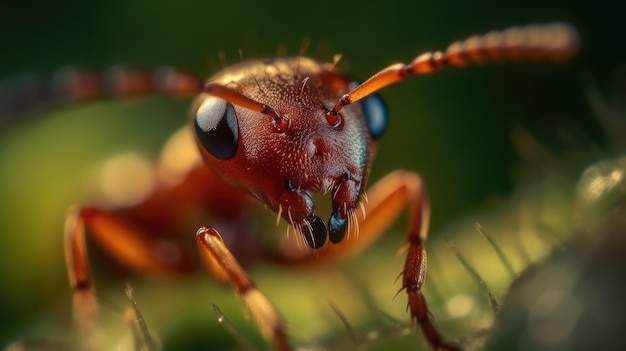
[328, 212, 348, 243]
[327, 173, 360, 244]
[302, 215, 328, 249]
[295, 208, 348, 249]
[278, 170, 363, 250]
[278, 174, 362, 249]
[278, 187, 328, 249]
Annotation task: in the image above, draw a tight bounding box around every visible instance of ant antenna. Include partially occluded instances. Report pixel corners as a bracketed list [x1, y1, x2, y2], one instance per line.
[204, 83, 289, 132]
[327, 22, 578, 119]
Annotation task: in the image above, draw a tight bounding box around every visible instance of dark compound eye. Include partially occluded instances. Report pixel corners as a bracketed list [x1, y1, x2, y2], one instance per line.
[194, 96, 239, 160]
[361, 93, 387, 139]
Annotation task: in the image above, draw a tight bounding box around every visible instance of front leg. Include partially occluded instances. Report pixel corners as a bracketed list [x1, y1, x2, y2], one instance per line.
[196, 226, 291, 351]
[362, 171, 461, 350]
[278, 170, 462, 350]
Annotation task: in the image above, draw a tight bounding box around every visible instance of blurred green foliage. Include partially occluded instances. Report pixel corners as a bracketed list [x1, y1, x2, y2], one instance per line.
[0, 0, 624, 350]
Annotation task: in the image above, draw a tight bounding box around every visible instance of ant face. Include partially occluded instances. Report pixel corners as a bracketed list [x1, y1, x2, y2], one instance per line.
[192, 57, 388, 249]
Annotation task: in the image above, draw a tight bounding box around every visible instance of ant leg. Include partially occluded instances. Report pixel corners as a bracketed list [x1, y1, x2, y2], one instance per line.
[278, 170, 462, 350]
[196, 226, 291, 351]
[64, 206, 195, 333]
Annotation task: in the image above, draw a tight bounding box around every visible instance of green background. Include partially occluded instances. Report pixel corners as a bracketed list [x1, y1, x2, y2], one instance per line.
[0, 0, 623, 350]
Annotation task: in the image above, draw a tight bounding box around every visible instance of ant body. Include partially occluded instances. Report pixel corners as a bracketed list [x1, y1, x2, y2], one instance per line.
[60, 23, 578, 350]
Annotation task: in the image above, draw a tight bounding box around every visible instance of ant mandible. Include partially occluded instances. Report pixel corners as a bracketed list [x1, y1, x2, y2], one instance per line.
[63, 23, 578, 350]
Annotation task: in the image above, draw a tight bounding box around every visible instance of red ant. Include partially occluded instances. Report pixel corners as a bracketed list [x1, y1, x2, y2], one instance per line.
[62, 23, 578, 350]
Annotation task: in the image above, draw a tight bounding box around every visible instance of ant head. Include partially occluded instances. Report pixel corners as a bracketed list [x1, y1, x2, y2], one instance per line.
[191, 57, 387, 249]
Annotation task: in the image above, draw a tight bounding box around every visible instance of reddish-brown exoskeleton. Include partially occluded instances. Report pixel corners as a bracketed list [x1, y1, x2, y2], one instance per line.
[63, 23, 578, 350]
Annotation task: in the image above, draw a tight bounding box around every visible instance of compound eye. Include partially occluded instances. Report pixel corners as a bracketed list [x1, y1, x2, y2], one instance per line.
[194, 96, 239, 160]
[361, 93, 387, 139]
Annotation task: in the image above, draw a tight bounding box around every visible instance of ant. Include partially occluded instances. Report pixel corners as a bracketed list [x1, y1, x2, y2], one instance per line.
[61, 23, 578, 350]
